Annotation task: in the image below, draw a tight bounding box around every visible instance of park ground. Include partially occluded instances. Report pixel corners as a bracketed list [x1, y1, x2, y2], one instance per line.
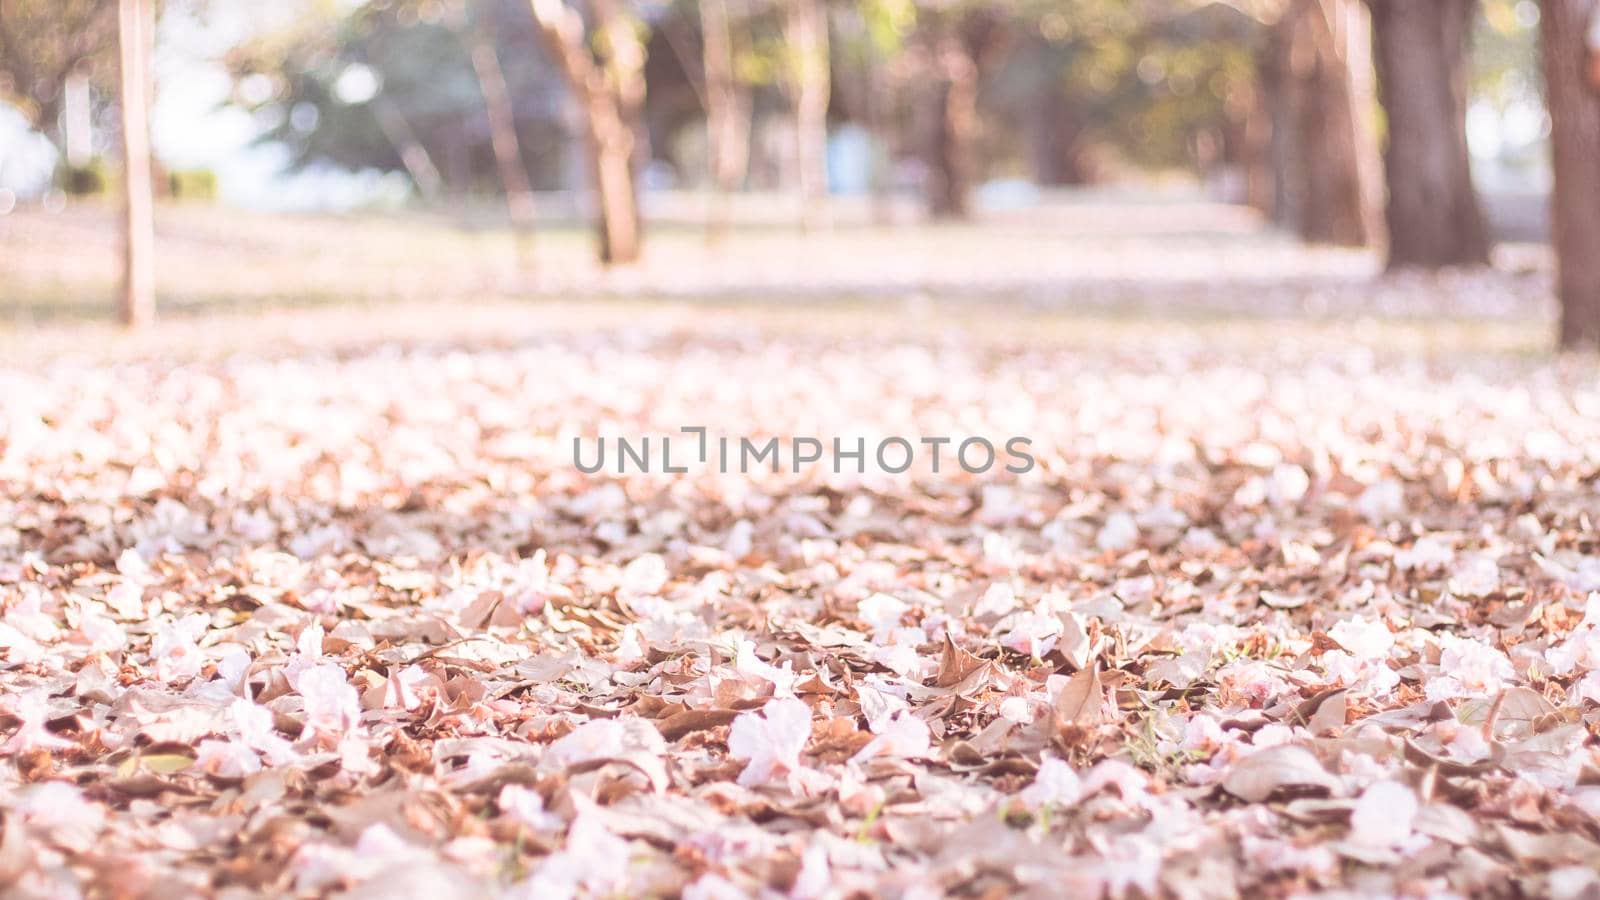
[3, 194, 1600, 897]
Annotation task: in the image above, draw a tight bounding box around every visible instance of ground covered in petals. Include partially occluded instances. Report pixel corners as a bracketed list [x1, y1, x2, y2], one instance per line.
[3, 300, 1600, 898]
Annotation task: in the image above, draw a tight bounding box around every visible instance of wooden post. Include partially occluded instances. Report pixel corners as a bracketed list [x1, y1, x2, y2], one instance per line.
[117, 0, 156, 328]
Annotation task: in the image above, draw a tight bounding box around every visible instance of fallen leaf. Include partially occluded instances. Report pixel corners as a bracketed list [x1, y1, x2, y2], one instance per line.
[1053, 664, 1104, 728]
[1223, 745, 1340, 803]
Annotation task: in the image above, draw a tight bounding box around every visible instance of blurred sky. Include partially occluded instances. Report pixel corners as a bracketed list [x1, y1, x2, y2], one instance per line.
[152, 5, 285, 206]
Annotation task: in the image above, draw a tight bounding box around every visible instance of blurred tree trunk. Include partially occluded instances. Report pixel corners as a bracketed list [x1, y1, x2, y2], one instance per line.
[926, 40, 976, 218]
[924, 11, 999, 220]
[1032, 86, 1093, 187]
[930, 69, 973, 218]
[701, 0, 750, 243]
[444, 118, 472, 209]
[1270, 0, 1383, 247]
[864, 53, 895, 225]
[1238, 81, 1276, 213]
[462, 8, 537, 228]
[832, 4, 896, 224]
[372, 96, 445, 202]
[786, 0, 831, 230]
[1367, 0, 1488, 269]
[117, 0, 155, 328]
[530, 0, 644, 266]
[1592, 18, 1600, 88]
[1257, 29, 1298, 225]
[1541, 0, 1600, 348]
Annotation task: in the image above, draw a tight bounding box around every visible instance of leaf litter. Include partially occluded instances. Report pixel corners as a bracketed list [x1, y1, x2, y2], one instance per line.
[1, 323, 1600, 897]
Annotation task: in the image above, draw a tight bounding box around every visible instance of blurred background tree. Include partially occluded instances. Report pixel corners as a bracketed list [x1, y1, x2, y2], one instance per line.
[526, 0, 649, 264]
[0, 0, 121, 186]
[4, 0, 1598, 343]
[222, 0, 565, 208]
[197, 0, 1530, 258]
[0, 2, 119, 136]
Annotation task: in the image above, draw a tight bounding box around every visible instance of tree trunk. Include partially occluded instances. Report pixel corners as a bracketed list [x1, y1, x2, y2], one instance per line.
[924, 11, 1001, 220]
[372, 96, 445, 202]
[835, 3, 895, 224]
[701, 0, 750, 242]
[1367, 0, 1488, 269]
[1276, 0, 1384, 247]
[1032, 86, 1093, 187]
[117, 0, 155, 328]
[1259, 24, 1299, 226]
[1542, 0, 1600, 348]
[1592, 18, 1600, 89]
[787, 0, 831, 230]
[465, 14, 537, 227]
[1239, 80, 1276, 214]
[864, 48, 895, 225]
[529, 0, 645, 266]
[444, 117, 472, 210]
[587, 92, 642, 265]
[927, 38, 978, 219]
